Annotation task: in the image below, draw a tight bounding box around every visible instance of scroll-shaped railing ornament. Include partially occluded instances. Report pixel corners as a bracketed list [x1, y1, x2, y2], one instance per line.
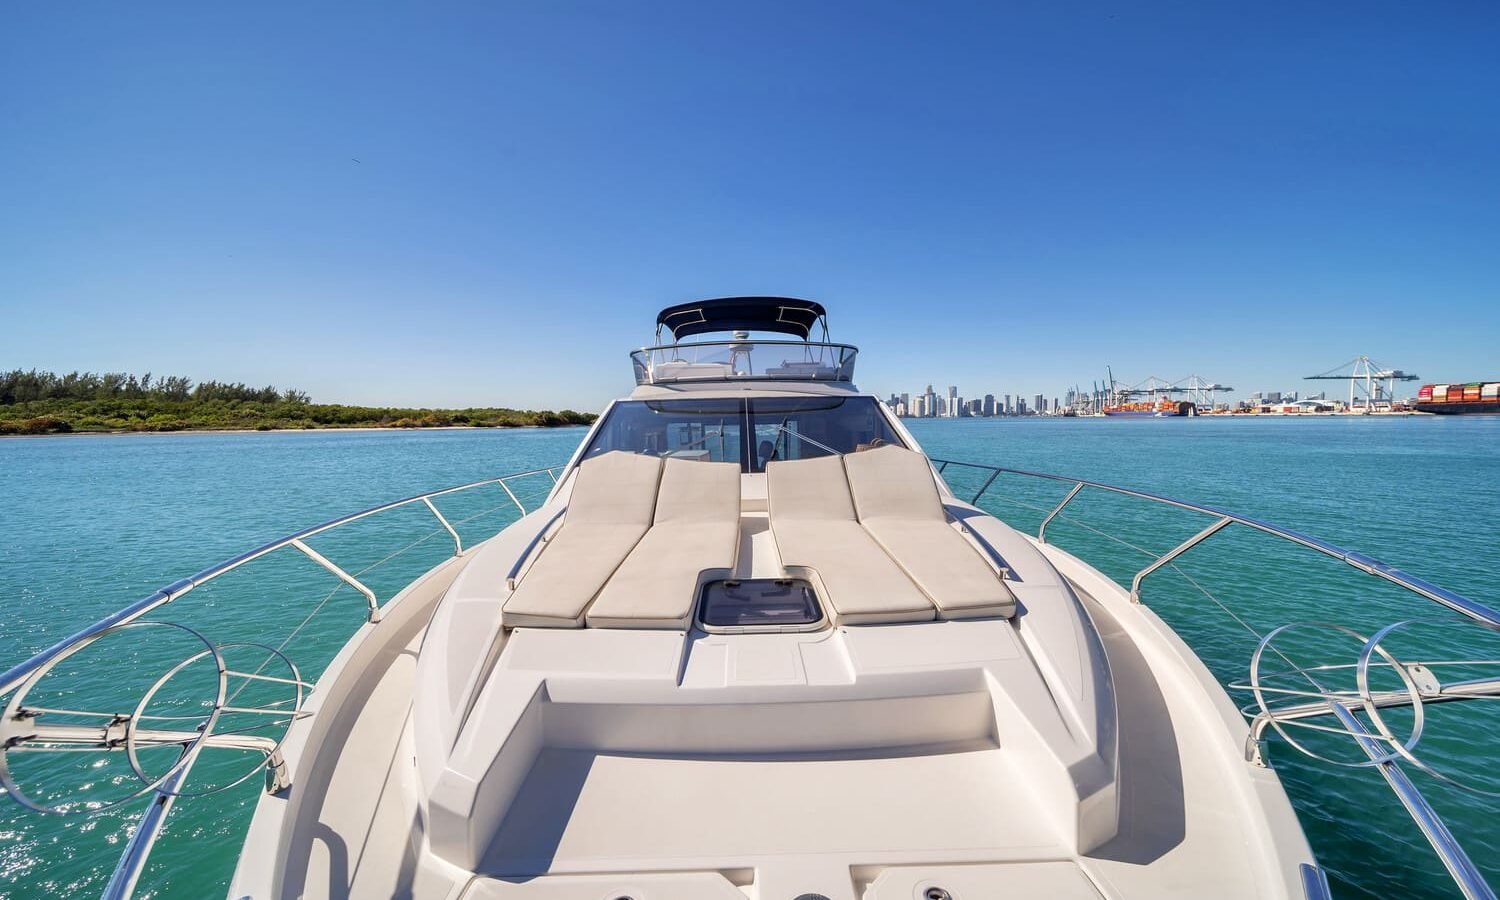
[1237, 619, 1500, 792]
[0, 621, 311, 815]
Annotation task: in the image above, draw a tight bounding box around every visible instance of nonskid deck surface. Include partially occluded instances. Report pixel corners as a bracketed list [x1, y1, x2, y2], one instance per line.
[463, 862, 1106, 900]
[251, 573, 1300, 900]
[482, 744, 1047, 874]
[464, 601, 1263, 900]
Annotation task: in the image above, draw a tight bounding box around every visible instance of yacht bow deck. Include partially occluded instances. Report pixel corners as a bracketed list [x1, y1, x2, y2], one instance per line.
[234, 497, 1308, 900]
[224, 433, 1313, 900]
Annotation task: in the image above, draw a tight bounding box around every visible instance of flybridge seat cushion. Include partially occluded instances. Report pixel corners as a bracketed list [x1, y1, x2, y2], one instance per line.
[843, 446, 1016, 619]
[503, 451, 663, 628]
[765, 361, 836, 378]
[652, 360, 735, 380]
[587, 458, 741, 629]
[765, 454, 933, 625]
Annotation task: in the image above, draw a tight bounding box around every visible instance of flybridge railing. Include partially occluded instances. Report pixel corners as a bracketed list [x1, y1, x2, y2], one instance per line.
[0, 463, 566, 900]
[931, 457, 1500, 900]
[630, 339, 858, 385]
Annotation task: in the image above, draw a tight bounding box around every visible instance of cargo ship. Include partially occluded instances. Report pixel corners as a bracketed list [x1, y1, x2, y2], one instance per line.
[1102, 398, 1197, 417]
[1099, 369, 1199, 417]
[1415, 382, 1500, 414]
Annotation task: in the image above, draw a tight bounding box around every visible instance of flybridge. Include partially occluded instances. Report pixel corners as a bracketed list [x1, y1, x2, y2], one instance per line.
[654, 296, 830, 342]
[633, 296, 858, 386]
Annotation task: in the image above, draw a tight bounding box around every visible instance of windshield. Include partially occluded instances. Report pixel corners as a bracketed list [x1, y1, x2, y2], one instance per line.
[582, 396, 903, 472]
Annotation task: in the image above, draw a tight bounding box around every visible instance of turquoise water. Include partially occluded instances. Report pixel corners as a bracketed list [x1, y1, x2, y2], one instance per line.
[2, 418, 1498, 898]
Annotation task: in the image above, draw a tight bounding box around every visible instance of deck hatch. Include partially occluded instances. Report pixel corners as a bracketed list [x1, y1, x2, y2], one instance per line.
[699, 578, 823, 631]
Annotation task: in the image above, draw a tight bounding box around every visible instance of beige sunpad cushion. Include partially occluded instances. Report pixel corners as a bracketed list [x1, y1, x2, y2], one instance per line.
[503, 451, 663, 627]
[843, 446, 1015, 619]
[588, 459, 741, 629]
[766, 454, 932, 625]
[564, 450, 665, 525]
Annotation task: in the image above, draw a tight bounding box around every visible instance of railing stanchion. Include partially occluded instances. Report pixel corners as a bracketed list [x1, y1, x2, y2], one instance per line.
[497, 478, 527, 515]
[1038, 482, 1084, 543]
[970, 467, 1003, 505]
[422, 497, 463, 555]
[1129, 516, 1234, 603]
[291, 539, 381, 623]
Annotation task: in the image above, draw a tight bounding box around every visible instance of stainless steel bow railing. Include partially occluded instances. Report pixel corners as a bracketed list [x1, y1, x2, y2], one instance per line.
[931, 457, 1500, 900]
[0, 463, 566, 900]
[933, 459, 1500, 630]
[8, 453, 1500, 899]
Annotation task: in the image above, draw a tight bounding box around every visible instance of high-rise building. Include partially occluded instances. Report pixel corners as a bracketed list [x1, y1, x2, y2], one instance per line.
[947, 386, 959, 419]
[1035, 394, 1045, 414]
[1002, 394, 1011, 416]
[982, 394, 995, 417]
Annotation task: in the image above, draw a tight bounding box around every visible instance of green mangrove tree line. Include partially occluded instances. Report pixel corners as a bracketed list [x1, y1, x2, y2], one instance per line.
[0, 369, 595, 434]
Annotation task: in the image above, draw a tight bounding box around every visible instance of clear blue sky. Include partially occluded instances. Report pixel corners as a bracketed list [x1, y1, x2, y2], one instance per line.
[2, 1, 1496, 411]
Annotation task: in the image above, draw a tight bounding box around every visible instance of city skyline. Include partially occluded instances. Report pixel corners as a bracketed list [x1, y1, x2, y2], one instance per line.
[887, 384, 1062, 419]
[883, 379, 1393, 419]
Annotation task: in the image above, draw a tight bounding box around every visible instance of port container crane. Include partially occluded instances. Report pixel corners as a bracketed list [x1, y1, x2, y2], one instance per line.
[1305, 356, 1418, 412]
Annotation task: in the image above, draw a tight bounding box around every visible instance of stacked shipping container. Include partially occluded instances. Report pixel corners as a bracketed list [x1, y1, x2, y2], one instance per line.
[1415, 382, 1500, 413]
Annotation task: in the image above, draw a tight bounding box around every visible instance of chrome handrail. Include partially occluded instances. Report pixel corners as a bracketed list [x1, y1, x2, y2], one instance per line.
[931, 456, 1500, 900]
[0, 462, 566, 900]
[506, 506, 569, 590]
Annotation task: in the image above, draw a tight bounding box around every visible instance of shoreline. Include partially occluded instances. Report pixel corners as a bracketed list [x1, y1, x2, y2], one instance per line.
[0, 424, 590, 439]
[896, 412, 1438, 421]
